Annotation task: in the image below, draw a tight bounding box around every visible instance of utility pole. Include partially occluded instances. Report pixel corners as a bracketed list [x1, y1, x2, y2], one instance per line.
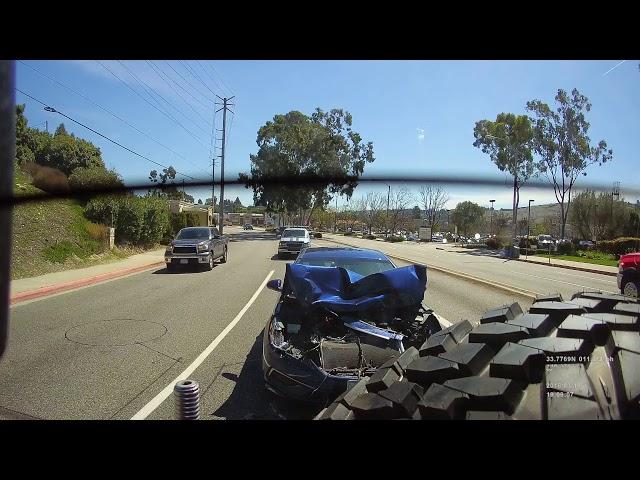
[45, 120, 48, 133]
[211, 158, 217, 225]
[215, 96, 235, 235]
[527, 199, 534, 259]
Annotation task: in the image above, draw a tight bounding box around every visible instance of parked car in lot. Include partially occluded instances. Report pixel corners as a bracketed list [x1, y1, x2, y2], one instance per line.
[618, 252, 639, 298]
[164, 227, 228, 271]
[578, 240, 595, 249]
[277, 228, 311, 258]
[243, 223, 254, 230]
[262, 246, 443, 405]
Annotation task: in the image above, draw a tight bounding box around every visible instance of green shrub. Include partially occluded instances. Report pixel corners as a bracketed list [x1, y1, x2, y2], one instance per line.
[343, 231, 354, 236]
[386, 235, 404, 243]
[556, 241, 576, 255]
[365, 234, 377, 240]
[596, 237, 640, 256]
[486, 237, 502, 250]
[22, 162, 69, 193]
[85, 195, 169, 246]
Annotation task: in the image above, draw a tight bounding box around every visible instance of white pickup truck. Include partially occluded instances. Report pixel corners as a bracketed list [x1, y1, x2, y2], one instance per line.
[277, 228, 311, 258]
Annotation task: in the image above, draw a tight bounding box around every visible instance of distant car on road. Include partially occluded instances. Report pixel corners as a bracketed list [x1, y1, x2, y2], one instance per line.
[578, 240, 594, 249]
[243, 224, 254, 230]
[618, 252, 639, 298]
[277, 228, 311, 258]
[164, 227, 228, 271]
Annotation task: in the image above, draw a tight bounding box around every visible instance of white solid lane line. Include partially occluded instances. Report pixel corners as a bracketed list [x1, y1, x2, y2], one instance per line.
[131, 270, 275, 420]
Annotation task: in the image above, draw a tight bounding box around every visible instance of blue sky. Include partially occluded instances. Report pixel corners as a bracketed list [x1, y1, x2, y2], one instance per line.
[15, 60, 640, 210]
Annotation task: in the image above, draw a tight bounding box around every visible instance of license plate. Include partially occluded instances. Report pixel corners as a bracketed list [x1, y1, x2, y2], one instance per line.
[180, 259, 188, 264]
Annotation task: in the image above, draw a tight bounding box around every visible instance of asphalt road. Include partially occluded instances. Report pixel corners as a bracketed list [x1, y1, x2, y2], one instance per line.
[1, 227, 613, 420]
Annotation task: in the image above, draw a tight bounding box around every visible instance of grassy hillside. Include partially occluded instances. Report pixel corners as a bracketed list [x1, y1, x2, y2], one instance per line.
[11, 166, 142, 280]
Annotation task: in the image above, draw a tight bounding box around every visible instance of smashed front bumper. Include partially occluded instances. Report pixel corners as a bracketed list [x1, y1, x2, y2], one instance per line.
[262, 320, 362, 405]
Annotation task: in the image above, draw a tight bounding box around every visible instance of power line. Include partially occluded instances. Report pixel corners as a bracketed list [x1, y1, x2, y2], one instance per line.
[98, 61, 210, 151]
[115, 61, 211, 149]
[195, 60, 224, 96]
[181, 61, 218, 98]
[205, 62, 234, 97]
[131, 60, 210, 138]
[145, 60, 213, 129]
[165, 61, 216, 104]
[156, 61, 214, 111]
[15, 88, 197, 181]
[21, 60, 208, 177]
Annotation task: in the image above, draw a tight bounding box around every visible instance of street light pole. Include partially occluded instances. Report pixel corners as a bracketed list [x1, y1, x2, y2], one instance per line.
[385, 183, 391, 239]
[527, 199, 534, 259]
[489, 199, 495, 236]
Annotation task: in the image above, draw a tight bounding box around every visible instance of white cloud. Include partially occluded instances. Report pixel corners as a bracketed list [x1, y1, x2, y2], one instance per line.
[417, 128, 425, 143]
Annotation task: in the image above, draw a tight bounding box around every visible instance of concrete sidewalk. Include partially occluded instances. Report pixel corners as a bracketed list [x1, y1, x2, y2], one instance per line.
[11, 247, 167, 303]
[515, 254, 618, 276]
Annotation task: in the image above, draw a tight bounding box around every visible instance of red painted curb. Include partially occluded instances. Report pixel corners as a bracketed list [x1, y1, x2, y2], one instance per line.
[11, 261, 166, 305]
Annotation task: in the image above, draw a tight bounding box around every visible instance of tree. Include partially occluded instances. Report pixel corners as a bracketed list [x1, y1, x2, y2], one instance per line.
[570, 189, 629, 240]
[68, 166, 123, 194]
[526, 88, 613, 239]
[197, 199, 203, 204]
[387, 187, 414, 235]
[473, 113, 535, 242]
[412, 206, 421, 219]
[149, 166, 182, 199]
[233, 196, 243, 212]
[240, 108, 374, 224]
[418, 185, 449, 231]
[451, 201, 484, 238]
[360, 192, 386, 235]
[54, 123, 69, 136]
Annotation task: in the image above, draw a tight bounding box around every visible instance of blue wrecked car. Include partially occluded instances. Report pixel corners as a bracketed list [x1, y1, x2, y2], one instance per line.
[262, 247, 445, 406]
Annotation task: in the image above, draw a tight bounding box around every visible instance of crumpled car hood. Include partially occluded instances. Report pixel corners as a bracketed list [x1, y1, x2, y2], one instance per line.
[284, 263, 427, 313]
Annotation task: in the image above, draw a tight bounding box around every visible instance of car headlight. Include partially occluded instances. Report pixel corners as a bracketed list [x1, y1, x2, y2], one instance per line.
[165, 246, 172, 254]
[197, 243, 208, 252]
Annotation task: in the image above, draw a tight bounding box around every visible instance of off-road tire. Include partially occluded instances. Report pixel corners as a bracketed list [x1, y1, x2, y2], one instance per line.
[315, 291, 640, 420]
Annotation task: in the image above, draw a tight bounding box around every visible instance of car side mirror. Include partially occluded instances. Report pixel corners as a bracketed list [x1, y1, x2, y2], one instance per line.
[267, 279, 282, 292]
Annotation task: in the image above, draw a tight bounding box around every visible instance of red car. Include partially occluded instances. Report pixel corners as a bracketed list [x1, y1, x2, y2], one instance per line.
[618, 252, 640, 298]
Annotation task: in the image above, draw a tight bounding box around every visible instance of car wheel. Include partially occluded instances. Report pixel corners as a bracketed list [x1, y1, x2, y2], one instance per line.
[205, 253, 214, 271]
[166, 263, 176, 272]
[220, 247, 227, 263]
[622, 277, 639, 298]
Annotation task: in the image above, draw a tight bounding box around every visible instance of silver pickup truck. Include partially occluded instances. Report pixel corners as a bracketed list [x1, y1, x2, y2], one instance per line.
[165, 227, 228, 271]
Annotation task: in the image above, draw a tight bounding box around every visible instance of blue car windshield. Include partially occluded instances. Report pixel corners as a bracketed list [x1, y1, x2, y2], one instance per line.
[296, 258, 395, 277]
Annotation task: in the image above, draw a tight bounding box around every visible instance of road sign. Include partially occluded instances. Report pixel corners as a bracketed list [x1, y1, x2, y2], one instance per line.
[419, 226, 432, 241]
